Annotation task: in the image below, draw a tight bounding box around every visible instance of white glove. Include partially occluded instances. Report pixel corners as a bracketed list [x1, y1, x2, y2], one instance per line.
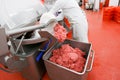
[39, 12, 57, 34]
[55, 9, 64, 21]
[39, 12, 57, 25]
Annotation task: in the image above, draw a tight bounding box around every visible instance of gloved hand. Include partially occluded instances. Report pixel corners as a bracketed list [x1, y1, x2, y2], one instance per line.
[39, 12, 57, 25]
[55, 9, 64, 21]
[39, 12, 58, 34]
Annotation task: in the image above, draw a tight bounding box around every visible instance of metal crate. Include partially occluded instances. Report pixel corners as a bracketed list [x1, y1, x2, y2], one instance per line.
[20, 31, 58, 80]
[43, 39, 94, 80]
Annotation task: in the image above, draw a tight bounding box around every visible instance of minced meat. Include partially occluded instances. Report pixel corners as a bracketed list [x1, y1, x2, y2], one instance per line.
[50, 44, 86, 72]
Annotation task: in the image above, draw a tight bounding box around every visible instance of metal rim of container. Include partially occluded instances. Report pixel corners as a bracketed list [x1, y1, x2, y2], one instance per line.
[86, 50, 95, 72]
[46, 42, 94, 75]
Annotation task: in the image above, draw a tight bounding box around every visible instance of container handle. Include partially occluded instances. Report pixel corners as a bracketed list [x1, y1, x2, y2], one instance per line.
[86, 50, 95, 72]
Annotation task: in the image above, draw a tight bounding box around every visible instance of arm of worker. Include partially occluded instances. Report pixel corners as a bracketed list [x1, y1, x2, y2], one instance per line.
[49, 0, 67, 14]
[39, 0, 67, 27]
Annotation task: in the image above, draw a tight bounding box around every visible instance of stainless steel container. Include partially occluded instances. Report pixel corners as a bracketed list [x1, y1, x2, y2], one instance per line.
[43, 39, 94, 80]
[21, 53, 46, 80]
[20, 31, 58, 80]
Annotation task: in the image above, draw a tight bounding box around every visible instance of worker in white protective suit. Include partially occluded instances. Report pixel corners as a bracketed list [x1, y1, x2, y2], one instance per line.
[40, 0, 89, 43]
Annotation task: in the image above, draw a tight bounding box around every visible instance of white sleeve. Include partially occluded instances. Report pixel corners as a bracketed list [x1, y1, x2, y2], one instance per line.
[49, 0, 66, 14]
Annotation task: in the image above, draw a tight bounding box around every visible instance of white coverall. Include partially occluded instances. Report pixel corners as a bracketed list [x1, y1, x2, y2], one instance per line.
[48, 0, 89, 43]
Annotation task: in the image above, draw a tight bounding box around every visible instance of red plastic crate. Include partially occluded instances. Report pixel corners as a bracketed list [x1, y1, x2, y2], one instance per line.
[103, 17, 113, 21]
[103, 6, 115, 12]
[103, 6, 115, 21]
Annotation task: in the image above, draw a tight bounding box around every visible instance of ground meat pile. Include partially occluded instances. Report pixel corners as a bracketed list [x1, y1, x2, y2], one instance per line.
[54, 24, 67, 42]
[50, 44, 86, 72]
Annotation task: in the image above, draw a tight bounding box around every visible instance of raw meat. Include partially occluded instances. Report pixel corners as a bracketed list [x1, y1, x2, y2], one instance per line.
[54, 24, 67, 42]
[50, 44, 86, 72]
